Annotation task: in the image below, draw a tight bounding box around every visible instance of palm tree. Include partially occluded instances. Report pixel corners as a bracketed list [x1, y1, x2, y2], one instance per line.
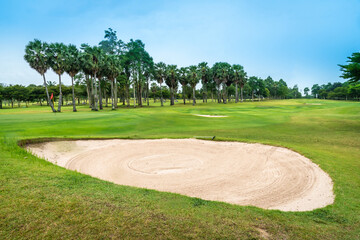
[65, 44, 81, 112]
[240, 75, 247, 102]
[166, 65, 178, 106]
[179, 67, 189, 104]
[143, 58, 154, 106]
[198, 62, 210, 103]
[220, 63, 232, 104]
[248, 76, 258, 101]
[97, 55, 107, 110]
[79, 51, 93, 108]
[188, 65, 199, 106]
[104, 55, 122, 110]
[232, 64, 246, 103]
[24, 39, 56, 112]
[154, 62, 166, 106]
[49, 42, 67, 112]
[81, 44, 102, 111]
[212, 62, 230, 103]
[138, 51, 153, 107]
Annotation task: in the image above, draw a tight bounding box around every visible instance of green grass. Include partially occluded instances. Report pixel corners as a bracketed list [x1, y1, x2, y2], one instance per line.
[1, 99, 360, 239]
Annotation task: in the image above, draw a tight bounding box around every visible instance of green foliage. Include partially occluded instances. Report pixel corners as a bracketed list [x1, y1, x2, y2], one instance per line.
[24, 39, 51, 76]
[339, 52, 360, 83]
[311, 82, 360, 100]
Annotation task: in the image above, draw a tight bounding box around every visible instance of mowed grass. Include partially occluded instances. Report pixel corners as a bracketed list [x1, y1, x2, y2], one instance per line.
[0, 99, 359, 239]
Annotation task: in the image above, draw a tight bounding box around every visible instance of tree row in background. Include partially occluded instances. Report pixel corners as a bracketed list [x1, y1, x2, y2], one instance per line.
[8, 28, 353, 111]
[309, 81, 360, 100]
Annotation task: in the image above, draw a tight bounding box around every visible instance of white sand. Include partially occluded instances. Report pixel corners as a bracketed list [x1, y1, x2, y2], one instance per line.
[193, 114, 228, 118]
[27, 139, 334, 211]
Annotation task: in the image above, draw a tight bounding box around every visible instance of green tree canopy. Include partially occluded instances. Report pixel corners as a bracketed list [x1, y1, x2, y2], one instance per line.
[339, 52, 360, 83]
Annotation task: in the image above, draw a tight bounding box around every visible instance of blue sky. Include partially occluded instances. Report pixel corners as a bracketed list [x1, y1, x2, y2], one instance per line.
[1, 0, 359, 92]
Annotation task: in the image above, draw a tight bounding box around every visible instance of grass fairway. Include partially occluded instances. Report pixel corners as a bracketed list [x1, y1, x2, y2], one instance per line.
[0, 99, 359, 239]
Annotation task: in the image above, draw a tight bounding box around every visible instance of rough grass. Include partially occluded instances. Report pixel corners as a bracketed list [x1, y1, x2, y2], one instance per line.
[0, 99, 359, 239]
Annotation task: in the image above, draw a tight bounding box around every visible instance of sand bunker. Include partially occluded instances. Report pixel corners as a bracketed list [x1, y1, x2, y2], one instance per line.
[193, 114, 228, 118]
[27, 139, 334, 211]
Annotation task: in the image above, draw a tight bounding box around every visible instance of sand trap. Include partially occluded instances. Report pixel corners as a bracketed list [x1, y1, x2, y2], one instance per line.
[193, 114, 228, 118]
[26, 139, 334, 211]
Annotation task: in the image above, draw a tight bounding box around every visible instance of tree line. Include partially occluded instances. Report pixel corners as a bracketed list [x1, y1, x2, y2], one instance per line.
[20, 28, 303, 112]
[7, 28, 357, 111]
[16, 29, 360, 111]
[309, 81, 360, 100]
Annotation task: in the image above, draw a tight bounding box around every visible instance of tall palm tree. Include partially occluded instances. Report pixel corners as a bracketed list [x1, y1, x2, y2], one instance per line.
[81, 44, 102, 111]
[49, 42, 67, 112]
[138, 51, 153, 107]
[154, 62, 166, 106]
[220, 63, 232, 104]
[188, 65, 199, 106]
[97, 55, 107, 110]
[24, 39, 56, 112]
[198, 62, 210, 103]
[143, 58, 154, 106]
[166, 65, 178, 106]
[240, 74, 247, 103]
[232, 64, 246, 103]
[212, 62, 228, 103]
[79, 51, 93, 108]
[104, 55, 122, 110]
[179, 67, 189, 105]
[65, 44, 81, 112]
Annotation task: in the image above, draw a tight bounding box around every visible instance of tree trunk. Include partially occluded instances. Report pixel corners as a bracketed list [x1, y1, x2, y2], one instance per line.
[110, 80, 115, 110]
[147, 80, 150, 106]
[217, 85, 221, 103]
[139, 84, 143, 107]
[99, 78, 103, 110]
[105, 88, 108, 107]
[133, 82, 136, 108]
[39, 99, 42, 106]
[57, 74, 62, 112]
[43, 74, 56, 112]
[205, 84, 207, 103]
[160, 83, 163, 106]
[86, 75, 91, 108]
[93, 73, 98, 111]
[222, 84, 227, 104]
[192, 86, 196, 106]
[183, 85, 186, 104]
[144, 81, 147, 106]
[235, 83, 239, 103]
[90, 75, 95, 110]
[252, 91, 254, 101]
[71, 76, 77, 112]
[114, 79, 118, 108]
[126, 84, 130, 107]
[171, 87, 174, 105]
[240, 86, 244, 103]
[0, 100, 2, 109]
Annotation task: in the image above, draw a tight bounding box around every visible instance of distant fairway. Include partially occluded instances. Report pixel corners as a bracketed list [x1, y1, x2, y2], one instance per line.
[1, 99, 360, 239]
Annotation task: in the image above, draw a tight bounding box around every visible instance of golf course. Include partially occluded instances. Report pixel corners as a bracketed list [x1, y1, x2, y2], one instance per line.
[1, 99, 359, 239]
